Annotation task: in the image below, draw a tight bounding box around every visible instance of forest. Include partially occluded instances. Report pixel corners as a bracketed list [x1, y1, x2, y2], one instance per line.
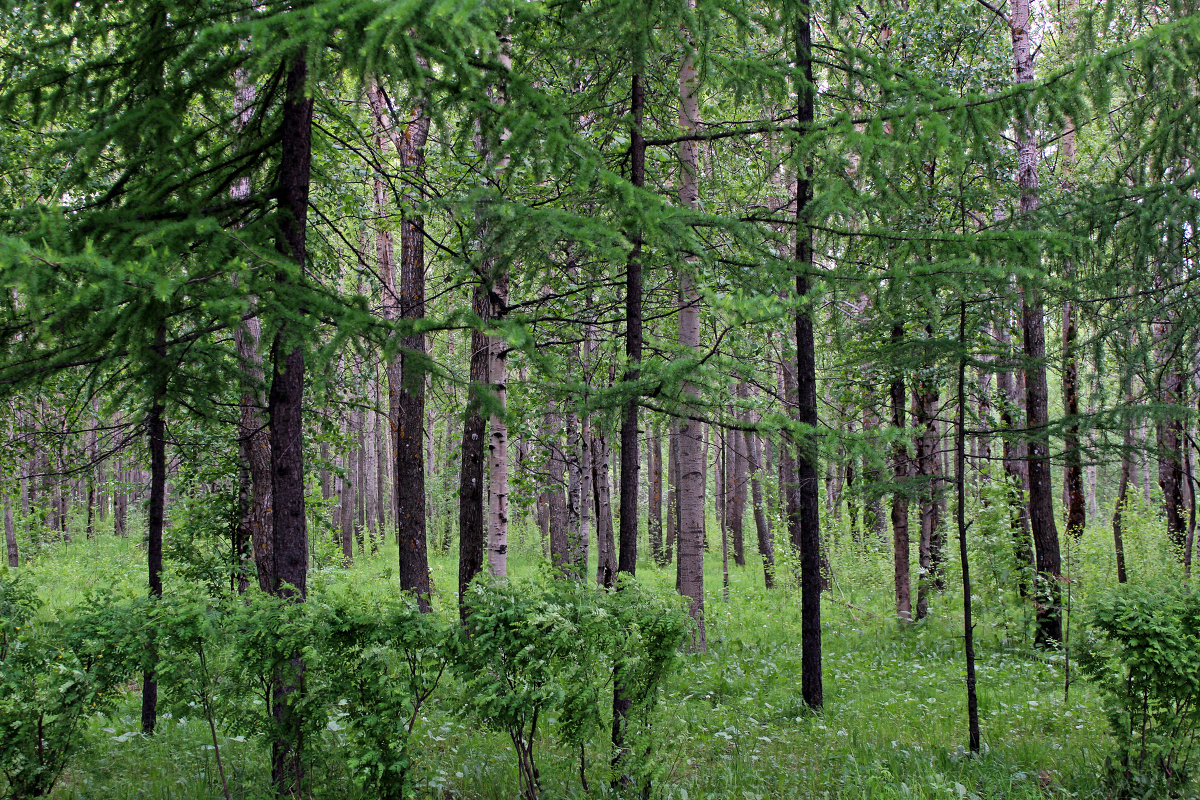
[1, 0, 1199, 797]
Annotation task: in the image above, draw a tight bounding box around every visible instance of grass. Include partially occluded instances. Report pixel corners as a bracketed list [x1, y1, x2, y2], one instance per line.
[3, 494, 1182, 799]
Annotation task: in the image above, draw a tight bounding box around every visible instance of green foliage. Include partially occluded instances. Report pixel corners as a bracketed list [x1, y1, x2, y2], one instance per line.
[0, 582, 142, 799]
[1079, 585, 1200, 798]
[452, 575, 690, 795]
[311, 589, 450, 800]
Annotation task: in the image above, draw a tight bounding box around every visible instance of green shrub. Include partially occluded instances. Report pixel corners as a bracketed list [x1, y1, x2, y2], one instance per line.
[0, 579, 142, 799]
[1080, 585, 1200, 798]
[452, 575, 690, 799]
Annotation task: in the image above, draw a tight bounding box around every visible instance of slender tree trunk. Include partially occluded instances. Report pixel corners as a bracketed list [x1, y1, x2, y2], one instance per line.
[1010, 0, 1063, 647]
[1112, 395, 1133, 584]
[955, 301, 981, 753]
[140, 392, 166, 735]
[748, 427, 775, 588]
[890, 323, 912, 621]
[3, 497, 15, 568]
[458, 322, 488, 613]
[547, 402, 569, 570]
[593, 431, 616, 587]
[267, 55, 313, 796]
[1059, 0, 1086, 543]
[667, 423, 679, 563]
[795, 6, 822, 709]
[231, 59, 274, 595]
[728, 397, 747, 567]
[676, 11, 706, 649]
[648, 423, 664, 566]
[369, 82, 433, 607]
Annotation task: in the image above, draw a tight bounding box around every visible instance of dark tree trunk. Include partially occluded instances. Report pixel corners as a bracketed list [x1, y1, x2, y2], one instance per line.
[955, 301, 981, 754]
[648, 423, 665, 566]
[458, 325, 488, 615]
[1011, 0, 1062, 647]
[140, 392, 165, 735]
[795, 7, 822, 709]
[267, 55, 313, 796]
[890, 323, 912, 622]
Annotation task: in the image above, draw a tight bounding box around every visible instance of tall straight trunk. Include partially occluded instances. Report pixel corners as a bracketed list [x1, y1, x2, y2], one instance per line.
[368, 82, 433, 607]
[914, 381, 938, 620]
[546, 402, 569, 569]
[140, 391, 166, 735]
[114, 458, 128, 537]
[1112, 388, 1134, 584]
[267, 55, 314, 796]
[593, 431, 616, 587]
[3, 497, 15, 568]
[565, 409, 584, 577]
[996, 320, 1034, 596]
[794, 5, 822, 709]
[676, 8, 706, 649]
[1153, 326, 1187, 552]
[486, 319, 510, 577]
[890, 323, 912, 621]
[1010, 0, 1063, 647]
[747, 428, 775, 588]
[579, 419, 593, 569]
[863, 403, 887, 541]
[231, 59, 273, 594]
[728, 418, 747, 567]
[955, 300, 981, 754]
[719, 434, 730, 601]
[648, 423, 664, 565]
[458, 323, 488, 613]
[667, 423, 679, 563]
[1059, 45, 1085, 540]
[341, 412, 357, 565]
[617, 70, 645, 583]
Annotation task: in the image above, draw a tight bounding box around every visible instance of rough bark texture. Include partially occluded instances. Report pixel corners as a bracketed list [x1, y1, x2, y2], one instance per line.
[747, 427, 775, 589]
[914, 377, 940, 620]
[618, 70, 645, 580]
[140, 395, 166, 736]
[369, 82, 433, 608]
[1010, 0, 1063, 647]
[795, 6, 823, 709]
[648, 423, 665, 565]
[458, 323, 489, 614]
[546, 402, 569, 570]
[890, 323, 912, 621]
[268, 56, 313, 796]
[676, 15, 707, 650]
[592, 431, 616, 587]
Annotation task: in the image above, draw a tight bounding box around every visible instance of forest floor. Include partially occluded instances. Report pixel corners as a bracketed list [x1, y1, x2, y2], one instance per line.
[14, 499, 1182, 799]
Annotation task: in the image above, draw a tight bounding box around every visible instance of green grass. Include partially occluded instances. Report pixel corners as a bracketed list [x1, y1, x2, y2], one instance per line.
[3, 496, 1180, 799]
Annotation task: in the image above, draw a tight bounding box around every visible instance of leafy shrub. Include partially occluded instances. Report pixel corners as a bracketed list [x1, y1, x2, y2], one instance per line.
[0, 580, 142, 799]
[453, 575, 690, 799]
[310, 589, 450, 800]
[1079, 585, 1200, 798]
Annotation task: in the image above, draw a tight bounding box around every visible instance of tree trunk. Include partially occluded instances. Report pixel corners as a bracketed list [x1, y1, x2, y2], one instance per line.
[795, 6, 823, 709]
[368, 82, 433, 607]
[890, 323, 912, 621]
[955, 300, 981, 754]
[546, 402, 569, 570]
[593, 430, 616, 587]
[747, 427, 775, 589]
[1010, 0, 1063, 647]
[676, 10, 706, 649]
[458, 323, 488, 613]
[648, 422, 664, 566]
[3, 496, 15, 568]
[140, 391, 166, 736]
[268, 55, 313, 796]
[667, 422, 679, 563]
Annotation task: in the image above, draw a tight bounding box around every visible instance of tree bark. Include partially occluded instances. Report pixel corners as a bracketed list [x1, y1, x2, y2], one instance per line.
[648, 422, 665, 566]
[890, 323, 912, 622]
[268, 55, 313, 795]
[747, 427, 775, 588]
[676, 9, 706, 650]
[1010, 0, 1063, 647]
[140, 391, 166, 736]
[795, 5, 823, 709]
